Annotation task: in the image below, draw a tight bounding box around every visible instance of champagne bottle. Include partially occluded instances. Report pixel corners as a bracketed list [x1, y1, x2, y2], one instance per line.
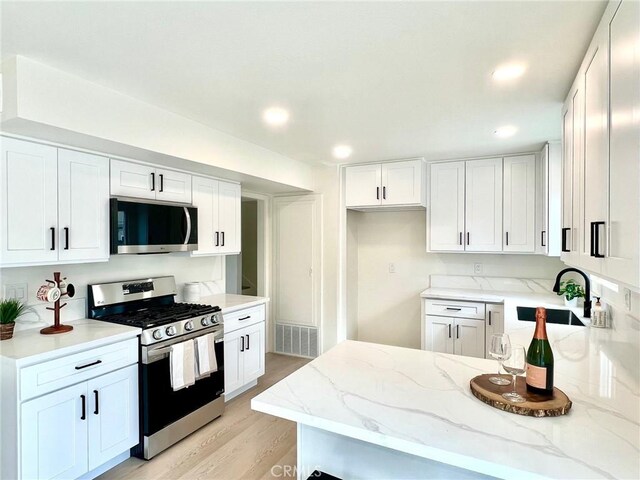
[526, 307, 554, 395]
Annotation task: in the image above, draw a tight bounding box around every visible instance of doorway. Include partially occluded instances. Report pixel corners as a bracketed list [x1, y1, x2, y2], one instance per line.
[241, 198, 259, 296]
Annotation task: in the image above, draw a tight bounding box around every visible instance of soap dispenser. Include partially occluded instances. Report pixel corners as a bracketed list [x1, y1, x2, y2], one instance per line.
[592, 297, 606, 328]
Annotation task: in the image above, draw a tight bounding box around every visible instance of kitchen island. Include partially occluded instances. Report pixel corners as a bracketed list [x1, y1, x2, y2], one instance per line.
[252, 336, 639, 479]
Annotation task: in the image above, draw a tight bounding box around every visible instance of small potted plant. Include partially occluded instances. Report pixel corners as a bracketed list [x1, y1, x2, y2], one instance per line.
[557, 280, 585, 308]
[0, 298, 28, 340]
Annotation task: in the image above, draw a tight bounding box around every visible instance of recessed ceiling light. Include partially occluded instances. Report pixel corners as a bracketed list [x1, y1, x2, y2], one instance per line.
[494, 125, 518, 138]
[492, 63, 526, 81]
[332, 145, 353, 159]
[263, 107, 289, 126]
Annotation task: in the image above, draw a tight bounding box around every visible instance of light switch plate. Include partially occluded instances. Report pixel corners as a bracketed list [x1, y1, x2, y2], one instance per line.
[3, 283, 28, 301]
[388, 263, 396, 274]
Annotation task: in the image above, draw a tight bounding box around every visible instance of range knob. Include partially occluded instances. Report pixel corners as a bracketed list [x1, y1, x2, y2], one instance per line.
[184, 321, 194, 331]
[201, 316, 210, 326]
[165, 326, 177, 336]
[152, 329, 163, 340]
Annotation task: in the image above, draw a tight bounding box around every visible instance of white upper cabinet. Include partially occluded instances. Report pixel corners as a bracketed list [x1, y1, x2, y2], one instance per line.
[1, 138, 109, 267]
[503, 154, 536, 253]
[604, 0, 639, 288]
[345, 163, 382, 207]
[110, 159, 192, 204]
[1, 138, 58, 265]
[57, 149, 110, 262]
[561, 107, 574, 257]
[192, 176, 241, 256]
[345, 159, 425, 209]
[429, 161, 465, 251]
[465, 158, 503, 252]
[560, 0, 639, 288]
[537, 143, 562, 257]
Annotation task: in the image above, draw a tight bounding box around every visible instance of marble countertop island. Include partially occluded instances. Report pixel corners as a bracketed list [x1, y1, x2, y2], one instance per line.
[253, 337, 639, 479]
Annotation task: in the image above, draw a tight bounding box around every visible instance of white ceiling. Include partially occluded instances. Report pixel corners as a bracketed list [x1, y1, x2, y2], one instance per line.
[1, 1, 606, 165]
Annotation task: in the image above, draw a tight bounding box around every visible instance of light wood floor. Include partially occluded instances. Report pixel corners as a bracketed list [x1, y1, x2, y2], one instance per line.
[98, 353, 310, 480]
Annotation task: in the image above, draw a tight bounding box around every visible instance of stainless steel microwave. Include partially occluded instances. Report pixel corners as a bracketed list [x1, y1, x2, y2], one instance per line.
[110, 198, 198, 254]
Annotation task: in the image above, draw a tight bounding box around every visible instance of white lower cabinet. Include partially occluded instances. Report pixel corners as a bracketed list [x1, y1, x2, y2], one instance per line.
[20, 365, 138, 480]
[224, 305, 266, 399]
[423, 299, 503, 359]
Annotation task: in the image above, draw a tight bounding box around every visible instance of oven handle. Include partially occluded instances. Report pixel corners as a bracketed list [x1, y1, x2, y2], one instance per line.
[183, 207, 192, 245]
[143, 328, 223, 364]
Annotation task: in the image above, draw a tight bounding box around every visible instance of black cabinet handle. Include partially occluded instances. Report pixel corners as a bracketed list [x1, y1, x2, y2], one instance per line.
[466, 232, 470, 245]
[459, 232, 463, 245]
[239, 315, 251, 321]
[215, 231, 219, 247]
[448, 324, 451, 338]
[383, 186, 386, 200]
[64, 227, 69, 250]
[561, 227, 570, 252]
[93, 390, 99, 415]
[221, 231, 225, 247]
[80, 395, 86, 420]
[376, 186, 380, 200]
[456, 325, 460, 339]
[151, 172, 155, 191]
[240, 335, 245, 352]
[445, 307, 462, 311]
[50, 227, 55, 250]
[75, 359, 102, 370]
[488, 311, 492, 326]
[505, 232, 509, 246]
[541, 230, 546, 247]
[246, 334, 250, 350]
[592, 221, 605, 258]
[159, 174, 164, 192]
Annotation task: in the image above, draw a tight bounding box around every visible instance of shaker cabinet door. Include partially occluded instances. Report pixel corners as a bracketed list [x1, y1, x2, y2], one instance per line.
[429, 161, 465, 251]
[345, 164, 382, 207]
[224, 329, 245, 395]
[0, 137, 58, 265]
[192, 176, 220, 254]
[381, 159, 423, 206]
[426, 315, 454, 355]
[503, 155, 536, 253]
[155, 168, 192, 204]
[465, 158, 503, 252]
[453, 318, 485, 359]
[242, 322, 266, 383]
[110, 159, 156, 199]
[218, 181, 241, 254]
[21, 383, 89, 480]
[57, 149, 110, 262]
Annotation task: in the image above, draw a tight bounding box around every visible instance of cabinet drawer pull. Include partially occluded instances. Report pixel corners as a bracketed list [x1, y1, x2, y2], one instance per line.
[221, 231, 225, 247]
[75, 359, 102, 370]
[240, 335, 245, 352]
[80, 394, 86, 420]
[246, 334, 250, 350]
[376, 186, 380, 200]
[151, 172, 155, 191]
[64, 227, 70, 250]
[159, 174, 164, 192]
[456, 325, 460, 339]
[541, 230, 546, 247]
[215, 231, 219, 247]
[505, 231, 509, 246]
[448, 324, 451, 338]
[466, 232, 470, 245]
[238, 315, 251, 321]
[561, 227, 570, 252]
[50, 227, 56, 251]
[383, 186, 386, 200]
[445, 307, 462, 311]
[93, 390, 99, 415]
[591, 221, 605, 258]
[488, 311, 492, 326]
[459, 232, 463, 245]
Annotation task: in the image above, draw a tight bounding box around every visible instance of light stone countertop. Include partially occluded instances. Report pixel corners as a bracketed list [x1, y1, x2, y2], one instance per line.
[253, 289, 640, 479]
[0, 319, 141, 366]
[199, 293, 268, 314]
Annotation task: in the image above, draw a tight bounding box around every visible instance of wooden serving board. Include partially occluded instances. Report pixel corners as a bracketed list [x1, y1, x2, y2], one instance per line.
[470, 374, 572, 417]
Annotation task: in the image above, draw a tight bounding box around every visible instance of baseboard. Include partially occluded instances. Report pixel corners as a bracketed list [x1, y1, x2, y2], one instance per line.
[224, 379, 258, 401]
[80, 451, 130, 480]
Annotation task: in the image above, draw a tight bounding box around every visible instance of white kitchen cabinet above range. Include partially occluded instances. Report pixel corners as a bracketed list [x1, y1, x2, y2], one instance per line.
[0, 138, 110, 267]
[345, 158, 426, 209]
[110, 159, 192, 204]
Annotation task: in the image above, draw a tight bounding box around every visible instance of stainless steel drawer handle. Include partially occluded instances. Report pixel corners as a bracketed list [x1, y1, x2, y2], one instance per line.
[75, 359, 102, 370]
[238, 315, 251, 321]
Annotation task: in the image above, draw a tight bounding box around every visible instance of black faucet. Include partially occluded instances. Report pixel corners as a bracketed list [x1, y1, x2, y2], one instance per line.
[552, 268, 591, 318]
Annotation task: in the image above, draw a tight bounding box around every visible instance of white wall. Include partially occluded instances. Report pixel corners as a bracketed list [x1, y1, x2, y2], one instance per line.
[0, 254, 224, 331]
[352, 210, 566, 349]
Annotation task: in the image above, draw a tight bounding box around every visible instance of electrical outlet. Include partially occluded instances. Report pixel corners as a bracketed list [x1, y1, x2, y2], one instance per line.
[624, 288, 632, 311]
[3, 283, 28, 301]
[473, 263, 483, 275]
[388, 263, 396, 274]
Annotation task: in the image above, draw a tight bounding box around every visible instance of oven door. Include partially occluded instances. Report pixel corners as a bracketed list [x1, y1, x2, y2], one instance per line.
[140, 327, 224, 441]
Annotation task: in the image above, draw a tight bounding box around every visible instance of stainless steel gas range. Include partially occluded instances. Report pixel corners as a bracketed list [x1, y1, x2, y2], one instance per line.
[88, 276, 224, 459]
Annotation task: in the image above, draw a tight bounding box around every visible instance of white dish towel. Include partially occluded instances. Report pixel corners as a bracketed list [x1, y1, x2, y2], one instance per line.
[195, 333, 218, 379]
[170, 339, 196, 391]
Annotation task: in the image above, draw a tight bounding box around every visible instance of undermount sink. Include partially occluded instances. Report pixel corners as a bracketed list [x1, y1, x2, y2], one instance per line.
[516, 306, 585, 327]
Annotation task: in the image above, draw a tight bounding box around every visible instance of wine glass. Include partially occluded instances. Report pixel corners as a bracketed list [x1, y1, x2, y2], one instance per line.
[502, 345, 527, 403]
[488, 334, 511, 385]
